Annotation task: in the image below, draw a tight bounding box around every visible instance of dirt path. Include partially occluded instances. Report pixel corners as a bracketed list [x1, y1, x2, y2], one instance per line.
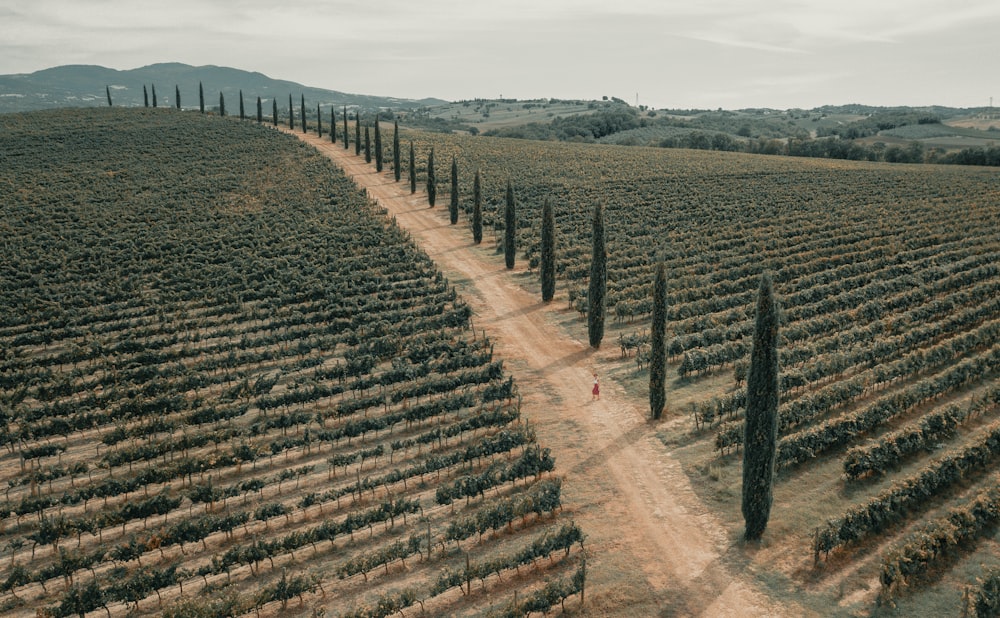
[284, 128, 787, 616]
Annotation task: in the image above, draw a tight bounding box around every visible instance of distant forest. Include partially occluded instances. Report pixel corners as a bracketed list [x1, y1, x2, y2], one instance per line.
[483, 104, 1000, 167]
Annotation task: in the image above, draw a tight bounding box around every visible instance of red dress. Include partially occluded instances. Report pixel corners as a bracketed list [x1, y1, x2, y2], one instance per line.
[592, 380, 600, 397]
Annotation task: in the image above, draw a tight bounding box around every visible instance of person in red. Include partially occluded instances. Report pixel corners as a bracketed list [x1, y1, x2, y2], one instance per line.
[592, 373, 600, 400]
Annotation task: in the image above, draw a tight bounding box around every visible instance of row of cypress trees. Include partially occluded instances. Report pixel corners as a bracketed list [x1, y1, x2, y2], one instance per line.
[335, 108, 780, 543]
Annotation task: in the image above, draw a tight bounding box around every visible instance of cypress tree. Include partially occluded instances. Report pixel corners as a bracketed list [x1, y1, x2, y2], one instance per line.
[106, 85, 112, 107]
[374, 118, 383, 172]
[364, 125, 372, 163]
[587, 203, 607, 348]
[300, 94, 306, 133]
[288, 94, 294, 129]
[355, 115, 361, 155]
[742, 272, 780, 542]
[257, 97, 263, 123]
[408, 142, 416, 193]
[449, 156, 459, 225]
[152, 84, 157, 107]
[272, 99, 278, 126]
[316, 104, 323, 137]
[330, 108, 336, 143]
[504, 180, 517, 268]
[174, 85, 180, 109]
[239, 90, 245, 120]
[472, 168, 483, 244]
[199, 82, 205, 113]
[219, 92, 225, 117]
[650, 262, 668, 419]
[143, 85, 149, 108]
[393, 121, 401, 181]
[343, 106, 349, 150]
[540, 198, 556, 302]
[426, 148, 436, 207]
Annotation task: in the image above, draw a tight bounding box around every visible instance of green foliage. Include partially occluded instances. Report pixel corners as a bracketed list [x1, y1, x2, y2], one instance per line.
[964, 565, 1000, 618]
[742, 272, 779, 541]
[587, 203, 606, 348]
[408, 141, 416, 193]
[300, 93, 306, 133]
[364, 125, 371, 163]
[374, 118, 383, 172]
[198, 81, 204, 113]
[649, 262, 667, 419]
[504, 179, 516, 269]
[426, 147, 436, 206]
[472, 168, 483, 244]
[355, 113, 361, 155]
[449, 156, 459, 224]
[540, 198, 555, 302]
[392, 120, 400, 181]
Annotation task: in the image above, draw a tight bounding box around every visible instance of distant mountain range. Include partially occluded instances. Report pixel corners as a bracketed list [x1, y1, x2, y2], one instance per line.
[0, 62, 447, 113]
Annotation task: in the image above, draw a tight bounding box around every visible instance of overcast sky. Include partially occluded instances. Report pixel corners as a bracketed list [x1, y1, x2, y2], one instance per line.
[1, 0, 997, 109]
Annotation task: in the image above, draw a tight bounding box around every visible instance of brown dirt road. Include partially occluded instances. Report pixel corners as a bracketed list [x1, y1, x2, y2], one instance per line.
[283, 128, 791, 617]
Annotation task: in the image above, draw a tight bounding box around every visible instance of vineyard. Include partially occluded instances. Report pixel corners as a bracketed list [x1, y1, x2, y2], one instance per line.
[376, 126, 1000, 613]
[4, 101, 1000, 617]
[0, 109, 584, 617]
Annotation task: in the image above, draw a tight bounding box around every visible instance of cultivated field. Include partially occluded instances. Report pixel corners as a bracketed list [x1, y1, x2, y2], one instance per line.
[382, 125, 1000, 615]
[3, 104, 1000, 617]
[0, 109, 583, 617]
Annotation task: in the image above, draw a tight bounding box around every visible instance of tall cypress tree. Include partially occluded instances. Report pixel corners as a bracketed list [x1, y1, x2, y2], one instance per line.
[541, 198, 556, 302]
[742, 272, 780, 542]
[175, 85, 180, 109]
[364, 125, 372, 163]
[426, 148, 436, 207]
[272, 99, 278, 126]
[288, 94, 294, 129]
[343, 106, 349, 150]
[588, 203, 607, 348]
[374, 118, 383, 172]
[650, 262, 668, 419]
[472, 168, 483, 244]
[316, 104, 323, 137]
[106, 86, 112, 107]
[239, 90, 245, 120]
[300, 94, 306, 133]
[257, 97, 263, 123]
[330, 108, 336, 143]
[152, 84, 157, 107]
[199, 82, 204, 113]
[143, 85, 149, 108]
[408, 142, 416, 194]
[449, 156, 459, 225]
[393, 121, 401, 181]
[504, 180, 517, 269]
[219, 92, 225, 117]
[354, 115, 361, 155]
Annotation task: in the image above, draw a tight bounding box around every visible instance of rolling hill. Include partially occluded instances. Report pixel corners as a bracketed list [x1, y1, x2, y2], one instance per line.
[0, 62, 446, 113]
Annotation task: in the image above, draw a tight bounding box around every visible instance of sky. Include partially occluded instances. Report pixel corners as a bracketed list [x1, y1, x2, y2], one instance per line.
[1, 0, 998, 110]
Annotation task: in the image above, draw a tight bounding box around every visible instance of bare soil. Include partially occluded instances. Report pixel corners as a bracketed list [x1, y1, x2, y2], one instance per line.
[285, 128, 795, 617]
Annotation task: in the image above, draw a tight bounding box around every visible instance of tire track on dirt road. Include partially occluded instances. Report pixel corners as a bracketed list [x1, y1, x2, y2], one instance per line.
[282, 127, 786, 617]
